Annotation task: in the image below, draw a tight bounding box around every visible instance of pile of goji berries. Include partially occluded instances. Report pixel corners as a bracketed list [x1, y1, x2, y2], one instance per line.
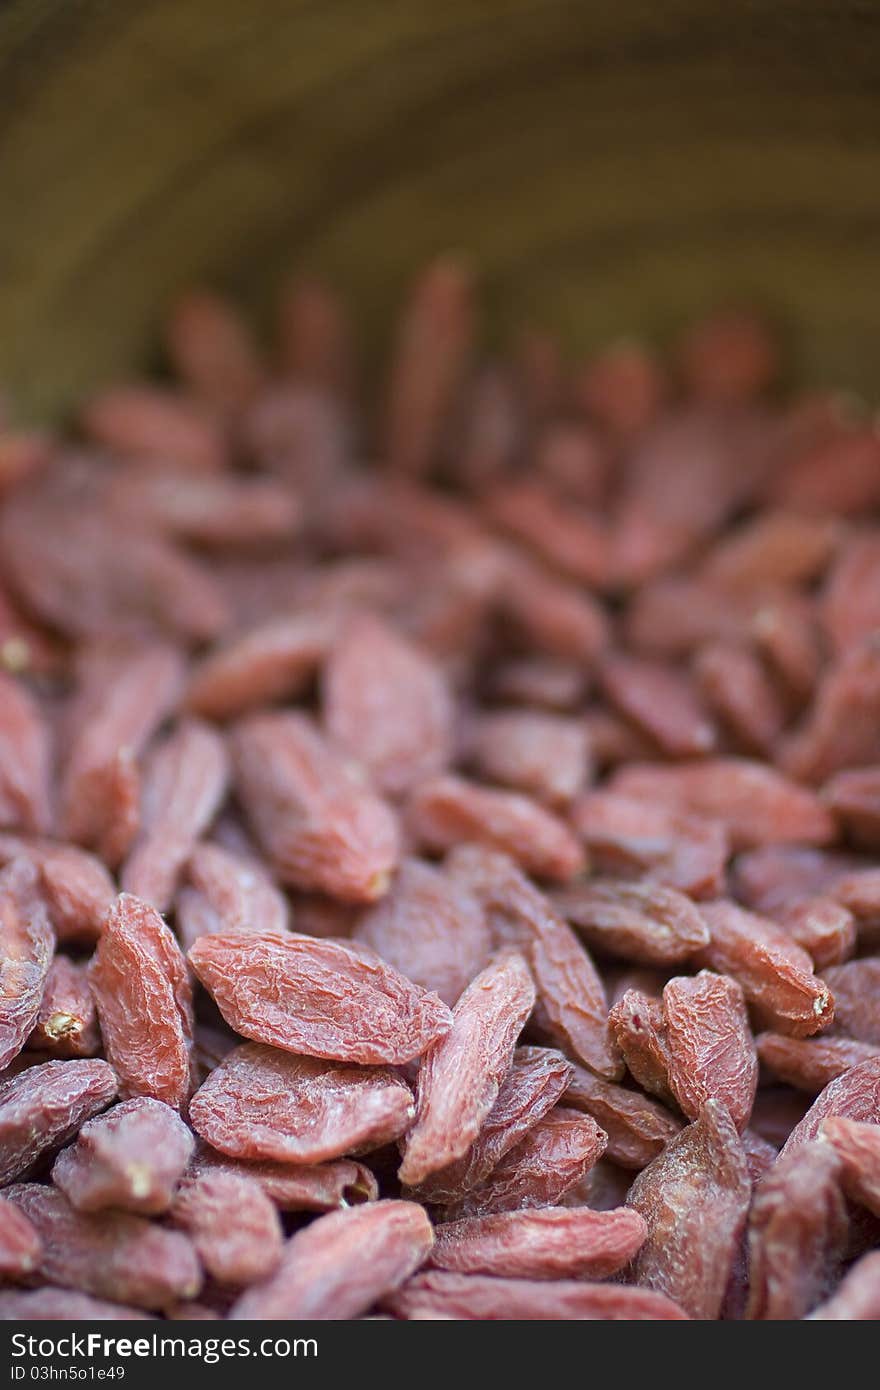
[0, 262, 878, 1319]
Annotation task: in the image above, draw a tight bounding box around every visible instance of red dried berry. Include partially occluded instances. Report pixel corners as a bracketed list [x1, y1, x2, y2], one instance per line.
[6, 1182, 201, 1311]
[563, 1063, 682, 1169]
[746, 1140, 848, 1320]
[60, 643, 184, 865]
[189, 929, 452, 1065]
[429, 1205, 648, 1280]
[553, 879, 709, 967]
[820, 1116, 880, 1217]
[186, 611, 335, 721]
[386, 1269, 688, 1320]
[0, 859, 53, 1069]
[399, 951, 536, 1186]
[89, 894, 193, 1108]
[170, 1171, 284, 1286]
[779, 1056, 880, 1157]
[121, 718, 229, 912]
[608, 990, 674, 1107]
[231, 712, 400, 902]
[444, 1107, 608, 1219]
[52, 1097, 195, 1214]
[189, 1041, 414, 1164]
[409, 775, 585, 883]
[611, 758, 835, 850]
[599, 651, 716, 757]
[231, 1200, 434, 1320]
[406, 1046, 574, 1205]
[809, 1251, 880, 1320]
[448, 845, 620, 1078]
[0, 1059, 117, 1184]
[353, 858, 491, 1007]
[323, 612, 454, 797]
[28, 956, 99, 1058]
[757, 1032, 880, 1093]
[697, 900, 834, 1037]
[0, 671, 51, 835]
[662, 971, 758, 1133]
[465, 709, 592, 808]
[0, 1195, 41, 1276]
[626, 1100, 751, 1321]
[189, 1149, 379, 1212]
[572, 791, 728, 899]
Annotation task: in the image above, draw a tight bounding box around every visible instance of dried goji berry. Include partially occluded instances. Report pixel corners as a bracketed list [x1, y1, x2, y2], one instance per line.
[6, 1183, 201, 1311]
[60, 643, 184, 866]
[0, 1288, 152, 1321]
[399, 952, 535, 1186]
[784, 640, 880, 784]
[189, 1149, 379, 1211]
[697, 900, 834, 1037]
[429, 1205, 647, 1280]
[0, 1058, 117, 1184]
[89, 894, 193, 1108]
[231, 712, 400, 902]
[82, 384, 226, 472]
[757, 1032, 880, 1093]
[693, 642, 785, 756]
[553, 879, 709, 967]
[746, 1140, 848, 1320]
[824, 765, 880, 849]
[484, 483, 610, 589]
[0, 859, 53, 1069]
[353, 858, 490, 1007]
[611, 758, 835, 850]
[608, 990, 674, 1106]
[443, 1107, 607, 1219]
[676, 310, 779, 403]
[448, 846, 620, 1078]
[28, 956, 99, 1058]
[177, 842, 290, 951]
[189, 1041, 414, 1164]
[820, 531, 880, 654]
[776, 896, 856, 970]
[703, 510, 840, 591]
[408, 775, 585, 883]
[52, 1097, 194, 1213]
[165, 289, 266, 413]
[323, 612, 455, 797]
[170, 1171, 283, 1286]
[121, 719, 229, 911]
[464, 709, 592, 808]
[820, 1115, 880, 1217]
[230, 1200, 434, 1320]
[186, 612, 336, 721]
[819, 958, 880, 1044]
[809, 1250, 880, 1320]
[563, 1063, 682, 1169]
[188, 929, 452, 1065]
[0, 1194, 41, 1276]
[0, 671, 51, 835]
[572, 792, 728, 899]
[626, 1100, 751, 1321]
[779, 1056, 880, 1157]
[277, 274, 354, 396]
[663, 971, 758, 1133]
[599, 651, 717, 757]
[385, 258, 474, 477]
[385, 1269, 688, 1320]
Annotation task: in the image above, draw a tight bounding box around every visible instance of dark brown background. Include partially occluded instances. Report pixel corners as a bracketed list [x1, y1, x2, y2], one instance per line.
[2, 0, 879, 416]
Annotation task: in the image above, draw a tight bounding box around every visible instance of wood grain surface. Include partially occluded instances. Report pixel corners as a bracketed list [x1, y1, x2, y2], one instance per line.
[1, 0, 879, 417]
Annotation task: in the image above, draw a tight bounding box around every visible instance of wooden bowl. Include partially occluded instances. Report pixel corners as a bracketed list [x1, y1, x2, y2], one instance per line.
[2, 0, 879, 416]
